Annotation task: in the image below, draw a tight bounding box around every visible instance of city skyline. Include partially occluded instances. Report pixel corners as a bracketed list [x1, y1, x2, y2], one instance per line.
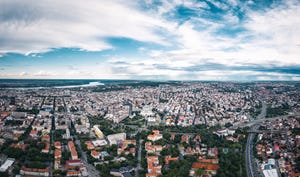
[1, 0, 300, 80]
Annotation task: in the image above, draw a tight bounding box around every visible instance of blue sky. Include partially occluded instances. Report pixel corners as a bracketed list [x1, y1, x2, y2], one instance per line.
[0, 0, 300, 80]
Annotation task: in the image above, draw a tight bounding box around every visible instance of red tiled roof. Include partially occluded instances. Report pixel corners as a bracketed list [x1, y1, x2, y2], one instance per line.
[91, 150, 99, 157]
[289, 173, 300, 177]
[192, 162, 220, 171]
[21, 166, 49, 173]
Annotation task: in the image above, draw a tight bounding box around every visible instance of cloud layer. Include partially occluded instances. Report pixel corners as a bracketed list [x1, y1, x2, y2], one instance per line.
[0, 0, 172, 54]
[0, 0, 300, 80]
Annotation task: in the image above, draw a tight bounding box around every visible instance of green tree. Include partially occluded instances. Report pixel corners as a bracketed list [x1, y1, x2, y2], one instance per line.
[195, 168, 206, 177]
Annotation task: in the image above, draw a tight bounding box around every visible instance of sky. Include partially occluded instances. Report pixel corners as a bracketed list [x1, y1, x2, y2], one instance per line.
[0, 0, 300, 81]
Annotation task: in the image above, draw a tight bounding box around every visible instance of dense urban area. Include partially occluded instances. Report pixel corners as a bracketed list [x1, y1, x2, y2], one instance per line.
[0, 81, 299, 177]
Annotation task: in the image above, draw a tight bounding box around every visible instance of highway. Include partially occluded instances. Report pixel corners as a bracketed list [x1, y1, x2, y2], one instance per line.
[245, 99, 266, 177]
[246, 124, 260, 177]
[256, 100, 267, 120]
[233, 114, 298, 129]
[242, 100, 299, 177]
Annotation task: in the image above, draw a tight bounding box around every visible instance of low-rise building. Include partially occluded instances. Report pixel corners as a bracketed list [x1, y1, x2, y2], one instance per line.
[92, 139, 108, 147]
[117, 140, 136, 155]
[146, 156, 162, 177]
[145, 142, 162, 154]
[147, 130, 162, 141]
[68, 141, 78, 160]
[85, 141, 95, 150]
[20, 166, 49, 177]
[164, 156, 178, 165]
[0, 158, 14, 172]
[93, 125, 104, 139]
[107, 133, 126, 145]
[91, 150, 100, 159]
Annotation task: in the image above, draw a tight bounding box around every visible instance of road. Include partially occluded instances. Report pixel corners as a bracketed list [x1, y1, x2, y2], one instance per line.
[246, 98, 266, 177]
[65, 99, 100, 177]
[74, 135, 100, 177]
[256, 100, 267, 120]
[234, 98, 299, 129]
[237, 114, 298, 128]
[246, 124, 261, 177]
[49, 96, 56, 177]
[135, 136, 143, 177]
[247, 129, 287, 134]
[243, 99, 299, 177]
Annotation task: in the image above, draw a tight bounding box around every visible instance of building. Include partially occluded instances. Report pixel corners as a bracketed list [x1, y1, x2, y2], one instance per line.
[0, 158, 14, 172]
[263, 169, 279, 177]
[29, 129, 38, 138]
[0, 112, 10, 120]
[66, 170, 81, 176]
[110, 166, 134, 177]
[41, 135, 50, 142]
[164, 156, 178, 165]
[91, 150, 100, 159]
[208, 147, 218, 158]
[146, 156, 162, 177]
[145, 142, 162, 154]
[192, 162, 220, 175]
[93, 125, 104, 139]
[54, 159, 61, 170]
[68, 141, 78, 160]
[262, 162, 279, 177]
[141, 105, 155, 117]
[20, 166, 49, 177]
[107, 133, 126, 145]
[181, 135, 189, 144]
[63, 128, 70, 139]
[54, 149, 62, 159]
[100, 151, 110, 160]
[92, 139, 108, 147]
[170, 134, 175, 140]
[117, 140, 137, 155]
[66, 160, 82, 167]
[147, 130, 163, 141]
[54, 141, 61, 149]
[53, 141, 62, 169]
[85, 141, 95, 150]
[194, 135, 201, 142]
[42, 142, 50, 153]
[198, 158, 219, 164]
[214, 129, 235, 137]
[11, 112, 27, 119]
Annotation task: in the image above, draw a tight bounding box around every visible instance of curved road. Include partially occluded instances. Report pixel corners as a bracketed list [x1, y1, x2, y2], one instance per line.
[238, 113, 299, 128]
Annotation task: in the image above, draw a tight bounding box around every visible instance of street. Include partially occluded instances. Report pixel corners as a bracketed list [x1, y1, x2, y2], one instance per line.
[74, 136, 100, 177]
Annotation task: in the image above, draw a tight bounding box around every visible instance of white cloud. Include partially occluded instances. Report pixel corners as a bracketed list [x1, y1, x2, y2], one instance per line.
[241, 1, 300, 65]
[32, 70, 58, 77]
[209, 0, 229, 10]
[1, 0, 300, 80]
[182, 0, 210, 10]
[0, 0, 174, 55]
[139, 0, 300, 71]
[19, 72, 28, 76]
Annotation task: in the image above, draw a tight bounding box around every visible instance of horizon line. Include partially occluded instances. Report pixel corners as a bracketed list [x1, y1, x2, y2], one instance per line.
[0, 78, 299, 82]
